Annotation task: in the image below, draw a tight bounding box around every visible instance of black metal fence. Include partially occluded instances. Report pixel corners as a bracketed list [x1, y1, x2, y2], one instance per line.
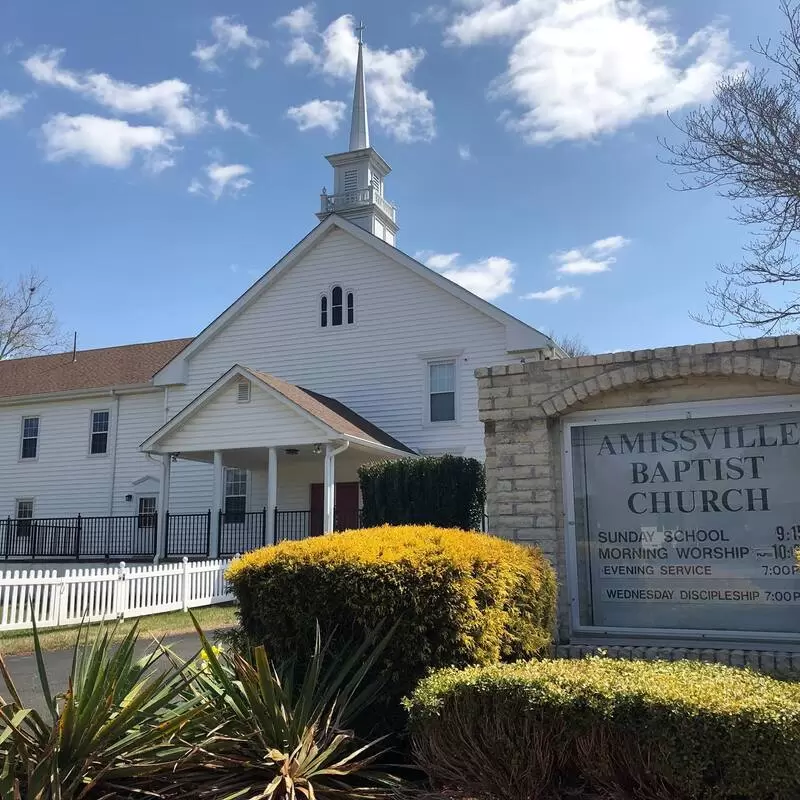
[0, 508, 487, 562]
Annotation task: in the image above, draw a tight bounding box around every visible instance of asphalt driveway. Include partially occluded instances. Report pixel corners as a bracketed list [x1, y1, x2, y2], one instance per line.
[1, 632, 208, 714]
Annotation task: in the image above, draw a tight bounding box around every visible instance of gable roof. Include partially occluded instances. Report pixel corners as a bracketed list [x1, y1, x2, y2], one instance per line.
[0, 339, 193, 401]
[154, 215, 553, 381]
[141, 365, 415, 456]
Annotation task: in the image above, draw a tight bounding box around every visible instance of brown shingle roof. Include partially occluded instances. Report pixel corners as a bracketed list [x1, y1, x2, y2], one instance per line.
[250, 370, 415, 454]
[0, 339, 193, 400]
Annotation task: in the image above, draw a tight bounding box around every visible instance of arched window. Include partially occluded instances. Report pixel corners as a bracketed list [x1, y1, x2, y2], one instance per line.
[320, 295, 328, 327]
[331, 286, 343, 326]
[347, 292, 354, 324]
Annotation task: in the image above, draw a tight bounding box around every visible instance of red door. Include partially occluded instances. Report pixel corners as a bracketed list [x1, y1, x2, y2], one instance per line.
[310, 482, 360, 535]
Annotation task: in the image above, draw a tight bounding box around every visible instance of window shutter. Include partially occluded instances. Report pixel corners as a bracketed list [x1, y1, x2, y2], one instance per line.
[344, 169, 358, 192]
[237, 379, 251, 403]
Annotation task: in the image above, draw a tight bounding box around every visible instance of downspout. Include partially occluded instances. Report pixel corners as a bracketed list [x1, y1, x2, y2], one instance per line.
[107, 391, 121, 515]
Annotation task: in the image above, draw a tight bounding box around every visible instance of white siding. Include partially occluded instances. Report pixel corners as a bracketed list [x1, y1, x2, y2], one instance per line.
[161, 379, 327, 452]
[0, 395, 124, 518]
[169, 228, 523, 460]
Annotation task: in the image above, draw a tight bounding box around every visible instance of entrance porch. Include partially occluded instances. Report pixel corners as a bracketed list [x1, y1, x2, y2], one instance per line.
[140, 365, 415, 560]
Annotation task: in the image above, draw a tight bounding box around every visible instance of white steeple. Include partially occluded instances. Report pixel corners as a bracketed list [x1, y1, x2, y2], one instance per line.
[349, 22, 369, 151]
[317, 20, 398, 246]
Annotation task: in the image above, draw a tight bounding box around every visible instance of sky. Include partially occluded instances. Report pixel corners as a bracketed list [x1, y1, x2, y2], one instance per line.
[0, 0, 787, 354]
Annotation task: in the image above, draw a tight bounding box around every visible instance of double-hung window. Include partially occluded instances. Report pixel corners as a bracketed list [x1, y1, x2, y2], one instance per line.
[224, 468, 248, 524]
[137, 496, 157, 529]
[429, 361, 457, 423]
[20, 417, 39, 460]
[15, 499, 33, 536]
[90, 410, 110, 455]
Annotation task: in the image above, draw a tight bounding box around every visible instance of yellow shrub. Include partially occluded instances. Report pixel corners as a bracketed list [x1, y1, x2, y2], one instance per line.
[406, 657, 800, 800]
[228, 526, 556, 726]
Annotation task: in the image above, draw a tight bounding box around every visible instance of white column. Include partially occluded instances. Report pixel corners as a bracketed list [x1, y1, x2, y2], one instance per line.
[323, 444, 335, 534]
[210, 450, 223, 558]
[267, 447, 278, 544]
[155, 453, 171, 563]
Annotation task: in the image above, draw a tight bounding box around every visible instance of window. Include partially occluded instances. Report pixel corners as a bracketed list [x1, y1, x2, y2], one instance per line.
[320, 295, 328, 327]
[347, 292, 354, 324]
[90, 410, 109, 455]
[15, 499, 33, 536]
[20, 416, 39, 460]
[331, 285, 343, 326]
[237, 380, 251, 404]
[344, 169, 358, 192]
[224, 468, 247, 523]
[429, 361, 456, 422]
[137, 496, 157, 529]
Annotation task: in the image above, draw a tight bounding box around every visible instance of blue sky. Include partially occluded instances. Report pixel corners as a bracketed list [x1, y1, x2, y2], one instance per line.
[0, 0, 785, 354]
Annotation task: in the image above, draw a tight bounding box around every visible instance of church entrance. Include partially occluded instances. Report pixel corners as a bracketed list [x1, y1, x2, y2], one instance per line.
[310, 482, 360, 535]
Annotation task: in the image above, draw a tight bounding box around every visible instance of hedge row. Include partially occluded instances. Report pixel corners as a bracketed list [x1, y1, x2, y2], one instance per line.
[406, 656, 800, 800]
[227, 525, 556, 728]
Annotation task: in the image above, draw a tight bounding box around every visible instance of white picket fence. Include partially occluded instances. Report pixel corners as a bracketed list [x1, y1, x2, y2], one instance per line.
[0, 558, 233, 632]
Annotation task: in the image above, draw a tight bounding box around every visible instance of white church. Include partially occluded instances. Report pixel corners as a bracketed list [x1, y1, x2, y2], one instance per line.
[0, 37, 558, 561]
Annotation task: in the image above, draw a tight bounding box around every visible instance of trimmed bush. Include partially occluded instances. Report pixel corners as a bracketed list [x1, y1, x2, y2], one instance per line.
[406, 657, 800, 800]
[227, 526, 556, 727]
[359, 456, 485, 530]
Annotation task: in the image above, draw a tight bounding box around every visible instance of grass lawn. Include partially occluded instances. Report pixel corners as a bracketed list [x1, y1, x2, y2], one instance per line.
[0, 603, 239, 656]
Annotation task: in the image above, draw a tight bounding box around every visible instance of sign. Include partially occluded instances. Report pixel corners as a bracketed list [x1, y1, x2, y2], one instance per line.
[570, 412, 800, 635]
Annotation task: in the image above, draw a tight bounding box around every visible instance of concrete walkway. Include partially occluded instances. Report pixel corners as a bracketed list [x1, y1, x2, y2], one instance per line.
[1, 632, 209, 714]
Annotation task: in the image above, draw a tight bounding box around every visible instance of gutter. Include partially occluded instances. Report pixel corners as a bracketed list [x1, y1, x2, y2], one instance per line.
[0, 383, 164, 408]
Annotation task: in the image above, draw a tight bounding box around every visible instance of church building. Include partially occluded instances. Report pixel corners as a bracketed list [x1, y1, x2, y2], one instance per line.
[0, 34, 557, 561]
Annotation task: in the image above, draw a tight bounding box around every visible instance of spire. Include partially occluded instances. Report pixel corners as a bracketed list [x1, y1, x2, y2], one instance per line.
[348, 21, 369, 151]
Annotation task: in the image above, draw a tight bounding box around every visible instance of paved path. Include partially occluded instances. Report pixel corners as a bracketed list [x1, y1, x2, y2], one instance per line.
[1, 632, 211, 714]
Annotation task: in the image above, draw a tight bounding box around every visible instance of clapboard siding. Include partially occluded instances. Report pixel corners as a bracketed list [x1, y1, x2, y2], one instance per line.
[0, 396, 119, 518]
[162, 379, 325, 452]
[168, 229, 525, 459]
[110, 392, 167, 516]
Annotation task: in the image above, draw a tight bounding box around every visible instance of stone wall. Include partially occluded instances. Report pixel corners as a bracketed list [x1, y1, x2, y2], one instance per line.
[478, 336, 800, 651]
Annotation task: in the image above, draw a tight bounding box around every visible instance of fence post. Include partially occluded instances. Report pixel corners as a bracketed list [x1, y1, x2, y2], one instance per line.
[273, 507, 278, 546]
[262, 507, 267, 547]
[75, 514, 82, 561]
[3, 517, 10, 560]
[181, 557, 190, 612]
[115, 561, 128, 620]
[56, 576, 68, 626]
[30, 521, 38, 560]
[163, 511, 170, 561]
[206, 509, 212, 558]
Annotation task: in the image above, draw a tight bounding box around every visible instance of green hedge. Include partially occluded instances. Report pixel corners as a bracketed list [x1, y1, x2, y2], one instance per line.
[227, 525, 556, 730]
[405, 657, 800, 800]
[359, 456, 485, 530]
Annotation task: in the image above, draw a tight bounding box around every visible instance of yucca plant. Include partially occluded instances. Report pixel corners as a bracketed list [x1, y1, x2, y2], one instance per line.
[0, 617, 203, 800]
[161, 618, 403, 800]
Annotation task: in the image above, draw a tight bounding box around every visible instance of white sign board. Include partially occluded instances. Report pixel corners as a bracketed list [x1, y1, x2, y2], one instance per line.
[570, 412, 800, 635]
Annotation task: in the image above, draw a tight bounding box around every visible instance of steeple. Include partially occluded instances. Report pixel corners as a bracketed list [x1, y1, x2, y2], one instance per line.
[349, 22, 369, 151]
[317, 20, 398, 246]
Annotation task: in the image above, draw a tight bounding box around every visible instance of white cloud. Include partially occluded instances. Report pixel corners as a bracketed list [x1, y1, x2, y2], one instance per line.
[554, 235, 630, 275]
[286, 99, 346, 133]
[189, 161, 253, 200]
[523, 285, 581, 302]
[0, 90, 26, 118]
[276, 5, 317, 35]
[278, 9, 435, 142]
[457, 143, 472, 160]
[214, 107, 250, 134]
[412, 6, 449, 25]
[417, 250, 514, 300]
[193, 16, 268, 71]
[23, 48, 205, 133]
[40, 113, 175, 170]
[445, 0, 744, 144]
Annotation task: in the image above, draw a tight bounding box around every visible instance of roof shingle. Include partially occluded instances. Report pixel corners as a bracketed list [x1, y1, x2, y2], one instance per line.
[0, 339, 192, 400]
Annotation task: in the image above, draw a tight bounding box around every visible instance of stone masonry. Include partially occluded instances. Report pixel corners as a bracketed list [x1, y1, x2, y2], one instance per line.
[478, 336, 800, 666]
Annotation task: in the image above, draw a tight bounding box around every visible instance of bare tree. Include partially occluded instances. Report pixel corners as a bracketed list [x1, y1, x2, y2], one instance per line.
[661, 1, 800, 333]
[0, 271, 64, 360]
[550, 332, 591, 357]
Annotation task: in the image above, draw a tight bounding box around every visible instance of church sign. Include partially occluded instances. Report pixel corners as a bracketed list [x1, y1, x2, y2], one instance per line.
[566, 405, 800, 639]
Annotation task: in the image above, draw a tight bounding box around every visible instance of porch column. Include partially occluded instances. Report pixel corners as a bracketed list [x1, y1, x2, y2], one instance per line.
[266, 447, 278, 545]
[210, 450, 223, 558]
[155, 453, 171, 563]
[323, 444, 335, 534]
